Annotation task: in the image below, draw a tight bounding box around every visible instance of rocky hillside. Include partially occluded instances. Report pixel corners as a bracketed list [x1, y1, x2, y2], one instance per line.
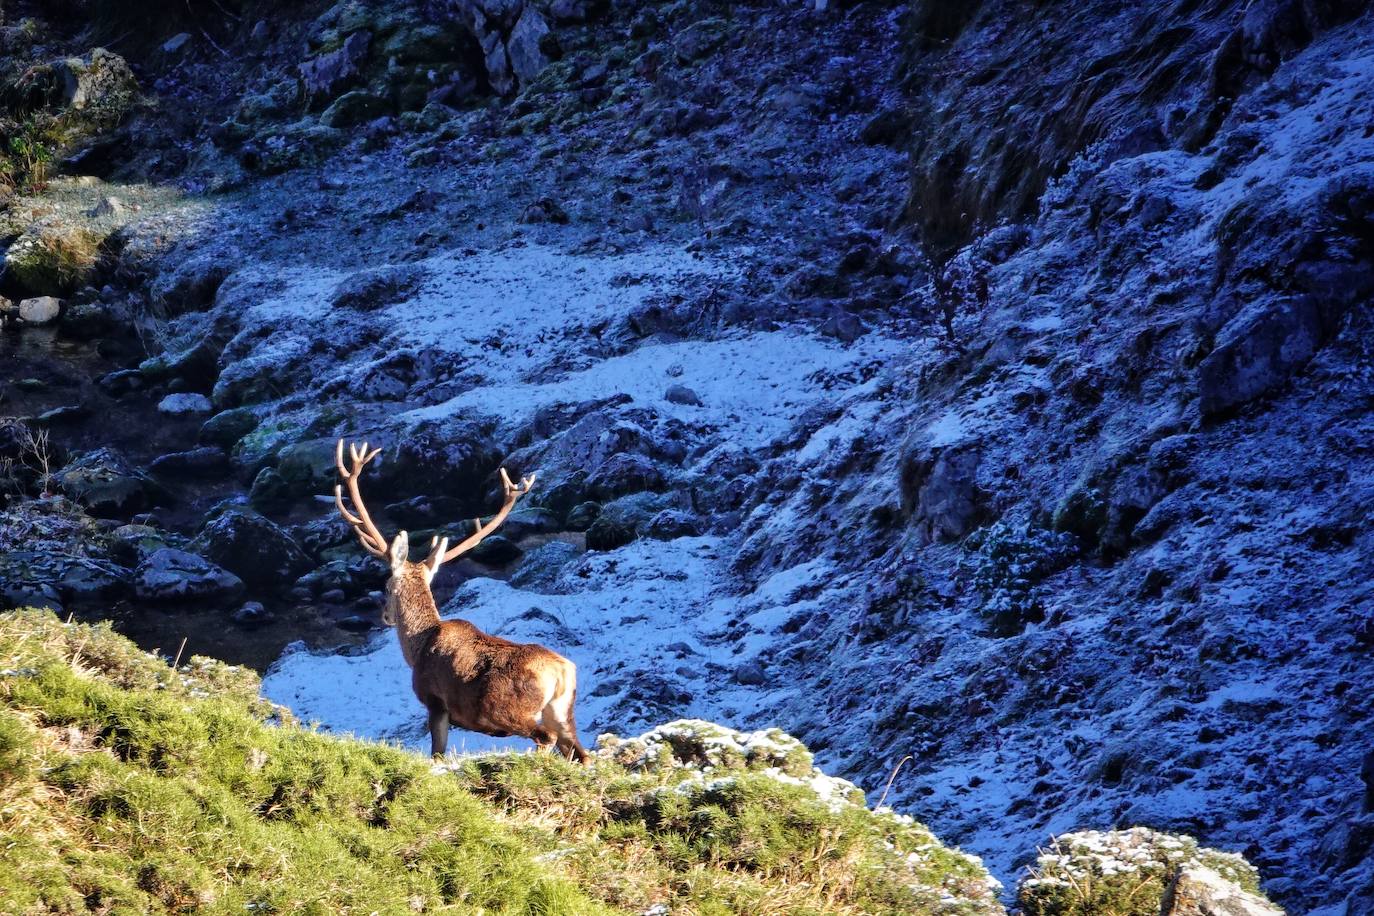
[0, 0, 1370, 912]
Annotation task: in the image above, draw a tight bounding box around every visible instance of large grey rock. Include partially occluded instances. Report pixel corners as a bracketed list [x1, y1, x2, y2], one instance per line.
[506, 4, 550, 85]
[135, 548, 244, 602]
[17, 296, 61, 325]
[55, 448, 164, 519]
[191, 506, 312, 590]
[901, 442, 988, 543]
[149, 254, 233, 316]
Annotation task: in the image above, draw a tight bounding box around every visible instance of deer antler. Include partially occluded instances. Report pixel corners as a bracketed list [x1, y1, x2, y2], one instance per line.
[334, 438, 389, 558]
[427, 467, 536, 569]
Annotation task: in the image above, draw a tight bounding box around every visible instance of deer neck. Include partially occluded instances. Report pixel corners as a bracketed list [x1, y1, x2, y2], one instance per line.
[388, 576, 442, 668]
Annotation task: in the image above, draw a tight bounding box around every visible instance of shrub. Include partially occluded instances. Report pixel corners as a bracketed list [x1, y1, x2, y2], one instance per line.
[962, 520, 1079, 636]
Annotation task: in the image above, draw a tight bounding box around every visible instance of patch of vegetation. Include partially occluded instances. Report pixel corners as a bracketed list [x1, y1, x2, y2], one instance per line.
[962, 520, 1079, 636]
[0, 612, 1011, 911]
[0, 610, 1006, 915]
[1017, 828, 1271, 916]
[4, 220, 107, 295]
[0, 609, 611, 914]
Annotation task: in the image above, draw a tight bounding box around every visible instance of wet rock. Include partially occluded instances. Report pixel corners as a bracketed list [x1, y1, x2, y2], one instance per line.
[140, 335, 225, 391]
[336, 614, 376, 632]
[59, 299, 118, 339]
[1, 582, 63, 613]
[56, 557, 132, 601]
[55, 448, 165, 519]
[157, 393, 213, 416]
[98, 368, 144, 396]
[135, 548, 244, 603]
[17, 296, 62, 325]
[191, 506, 312, 590]
[199, 407, 260, 448]
[231, 600, 273, 628]
[664, 384, 702, 406]
[149, 446, 229, 478]
[467, 534, 522, 565]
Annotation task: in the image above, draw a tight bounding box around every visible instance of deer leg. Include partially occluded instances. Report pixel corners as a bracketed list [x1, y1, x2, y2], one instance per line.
[428, 706, 450, 759]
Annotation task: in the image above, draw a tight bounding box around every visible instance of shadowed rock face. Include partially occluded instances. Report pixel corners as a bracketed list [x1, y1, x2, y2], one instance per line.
[902, 0, 1368, 263]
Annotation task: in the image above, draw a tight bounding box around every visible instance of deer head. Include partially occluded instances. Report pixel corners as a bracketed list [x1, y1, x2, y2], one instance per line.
[333, 438, 536, 621]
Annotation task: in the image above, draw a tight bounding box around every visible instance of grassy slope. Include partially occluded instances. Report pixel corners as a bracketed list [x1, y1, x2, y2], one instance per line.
[0, 610, 1001, 915]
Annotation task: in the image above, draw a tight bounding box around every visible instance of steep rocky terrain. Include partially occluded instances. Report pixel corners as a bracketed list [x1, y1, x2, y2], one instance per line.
[0, 0, 1371, 912]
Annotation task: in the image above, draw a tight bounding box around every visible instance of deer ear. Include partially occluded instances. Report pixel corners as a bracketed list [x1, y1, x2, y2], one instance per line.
[389, 531, 410, 570]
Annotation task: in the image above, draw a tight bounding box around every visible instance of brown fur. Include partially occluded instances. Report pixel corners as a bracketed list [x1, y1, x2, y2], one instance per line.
[385, 559, 588, 762]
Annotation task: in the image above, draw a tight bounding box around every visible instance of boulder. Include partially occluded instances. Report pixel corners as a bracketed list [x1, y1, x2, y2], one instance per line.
[673, 18, 729, 62]
[149, 446, 229, 478]
[14, 48, 138, 133]
[585, 513, 635, 551]
[17, 296, 62, 325]
[157, 393, 213, 416]
[585, 452, 667, 501]
[135, 548, 244, 603]
[506, 4, 551, 84]
[191, 506, 313, 590]
[466, 534, 522, 566]
[900, 442, 989, 543]
[299, 29, 371, 104]
[199, 407, 259, 448]
[509, 540, 579, 591]
[320, 90, 389, 128]
[231, 600, 273, 628]
[248, 467, 294, 513]
[664, 384, 702, 406]
[55, 448, 164, 519]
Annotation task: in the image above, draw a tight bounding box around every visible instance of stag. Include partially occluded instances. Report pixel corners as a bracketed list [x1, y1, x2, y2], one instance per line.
[333, 439, 588, 762]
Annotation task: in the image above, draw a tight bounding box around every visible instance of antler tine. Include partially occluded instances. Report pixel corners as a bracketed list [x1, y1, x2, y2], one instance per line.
[432, 465, 536, 568]
[334, 437, 391, 559]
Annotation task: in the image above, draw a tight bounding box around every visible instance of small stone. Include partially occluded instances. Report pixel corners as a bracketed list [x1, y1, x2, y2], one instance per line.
[734, 659, 767, 685]
[35, 405, 90, 425]
[99, 368, 144, 395]
[85, 196, 125, 219]
[664, 384, 702, 406]
[232, 601, 273, 628]
[18, 296, 62, 325]
[336, 614, 376, 632]
[157, 393, 213, 416]
[162, 32, 192, 54]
